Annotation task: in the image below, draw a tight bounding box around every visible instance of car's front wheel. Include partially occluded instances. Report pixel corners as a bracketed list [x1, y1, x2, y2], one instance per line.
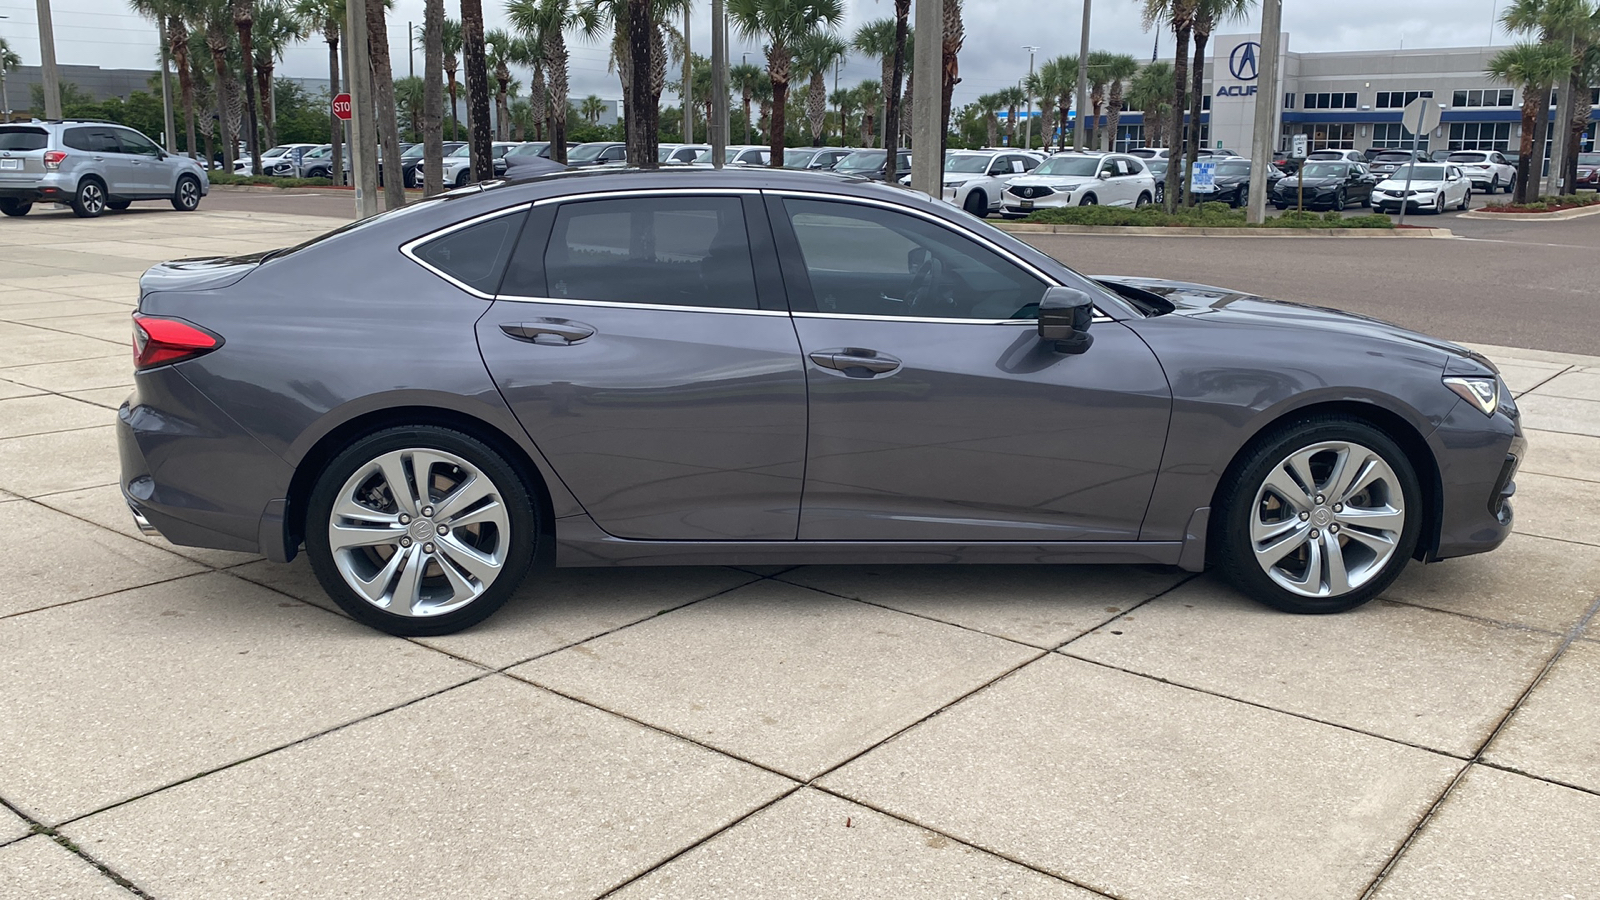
[1215, 417, 1420, 614]
[963, 189, 987, 217]
[305, 426, 537, 636]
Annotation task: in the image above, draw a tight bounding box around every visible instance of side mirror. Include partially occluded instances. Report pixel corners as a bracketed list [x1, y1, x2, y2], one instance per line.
[1097, 170, 1112, 180]
[1038, 287, 1094, 355]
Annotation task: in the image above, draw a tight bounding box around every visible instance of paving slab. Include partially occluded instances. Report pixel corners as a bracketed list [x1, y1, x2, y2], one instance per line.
[1517, 393, 1600, 438]
[515, 578, 1039, 780]
[1384, 532, 1600, 633]
[63, 387, 134, 411]
[64, 675, 793, 900]
[1066, 577, 1557, 755]
[1483, 640, 1600, 793]
[0, 806, 28, 846]
[0, 572, 480, 823]
[1512, 472, 1600, 546]
[21, 314, 134, 345]
[0, 355, 134, 393]
[0, 425, 118, 498]
[611, 788, 1101, 900]
[1370, 766, 1600, 900]
[0, 837, 132, 900]
[0, 298, 133, 321]
[1494, 359, 1568, 396]
[36, 484, 262, 569]
[1528, 369, 1600, 402]
[821, 654, 1461, 900]
[777, 564, 1188, 648]
[0, 500, 204, 619]
[0, 322, 125, 367]
[0, 394, 115, 440]
[0, 379, 46, 400]
[1520, 427, 1600, 483]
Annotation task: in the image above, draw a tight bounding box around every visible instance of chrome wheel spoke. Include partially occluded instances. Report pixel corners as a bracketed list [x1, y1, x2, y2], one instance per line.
[1322, 532, 1351, 596]
[1256, 523, 1311, 567]
[436, 533, 501, 584]
[349, 545, 408, 605]
[1335, 458, 1383, 505]
[1279, 534, 1322, 593]
[329, 521, 405, 552]
[375, 452, 422, 518]
[1340, 524, 1398, 555]
[386, 546, 428, 616]
[1263, 462, 1314, 511]
[432, 474, 494, 523]
[1336, 505, 1404, 533]
[1252, 515, 1302, 544]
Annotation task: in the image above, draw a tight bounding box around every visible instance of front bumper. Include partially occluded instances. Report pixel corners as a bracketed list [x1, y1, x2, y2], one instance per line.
[1272, 188, 1338, 207]
[1002, 191, 1076, 215]
[1371, 192, 1438, 212]
[1429, 397, 1525, 561]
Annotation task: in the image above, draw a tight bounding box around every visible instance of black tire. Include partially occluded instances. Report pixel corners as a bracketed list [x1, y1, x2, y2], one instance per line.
[1079, 193, 1098, 206]
[1490, 175, 1500, 194]
[455, 170, 470, 187]
[962, 188, 987, 217]
[1332, 189, 1347, 210]
[1273, 201, 1287, 210]
[1459, 188, 1472, 211]
[106, 199, 132, 211]
[70, 178, 107, 218]
[1433, 193, 1446, 215]
[305, 425, 538, 636]
[171, 175, 202, 212]
[1136, 191, 1153, 208]
[0, 198, 30, 217]
[1154, 184, 1164, 204]
[1214, 416, 1422, 615]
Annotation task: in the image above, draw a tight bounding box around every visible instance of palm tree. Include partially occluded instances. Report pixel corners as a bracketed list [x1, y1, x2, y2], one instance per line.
[0, 37, 19, 120]
[972, 91, 999, 147]
[507, 0, 575, 162]
[577, 0, 685, 165]
[853, 17, 896, 147]
[1031, 57, 1070, 150]
[728, 0, 844, 166]
[1488, 41, 1575, 202]
[1102, 52, 1140, 154]
[441, 17, 463, 139]
[364, 0, 404, 207]
[884, 0, 910, 169]
[939, 0, 963, 159]
[897, 32, 913, 149]
[395, 74, 425, 139]
[461, 0, 494, 181]
[795, 31, 846, 147]
[730, 61, 764, 144]
[1127, 60, 1172, 148]
[580, 93, 606, 122]
[830, 86, 857, 146]
[487, 29, 516, 140]
[232, 0, 262, 173]
[1144, 0, 1197, 210]
[1569, 42, 1600, 189]
[250, 1, 302, 149]
[1085, 50, 1116, 150]
[1501, 0, 1597, 193]
[128, 0, 199, 158]
[294, 0, 342, 177]
[853, 79, 881, 146]
[199, 0, 237, 171]
[996, 84, 1024, 145]
[420, 0, 444, 194]
[1184, 0, 1252, 203]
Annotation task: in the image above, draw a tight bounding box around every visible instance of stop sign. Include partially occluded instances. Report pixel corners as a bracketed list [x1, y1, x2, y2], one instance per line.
[332, 93, 352, 121]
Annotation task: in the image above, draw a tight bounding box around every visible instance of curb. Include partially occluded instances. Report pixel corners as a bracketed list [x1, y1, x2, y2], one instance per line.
[1458, 204, 1600, 221]
[993, 222, 1453, 238]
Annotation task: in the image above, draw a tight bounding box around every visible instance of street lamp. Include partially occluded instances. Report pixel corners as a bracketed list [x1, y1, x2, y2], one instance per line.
[1022, 45, 1038, 150]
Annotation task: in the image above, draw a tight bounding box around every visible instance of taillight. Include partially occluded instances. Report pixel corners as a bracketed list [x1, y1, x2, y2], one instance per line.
[132, 315, 222, 370]
[43, 150, 67, 170]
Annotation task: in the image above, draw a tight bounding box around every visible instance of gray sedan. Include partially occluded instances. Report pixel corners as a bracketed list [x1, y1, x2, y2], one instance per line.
[119, 169, 1523, 635]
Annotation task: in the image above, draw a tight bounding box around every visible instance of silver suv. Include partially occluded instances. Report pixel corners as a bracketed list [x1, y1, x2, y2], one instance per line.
[0, 120, 210, 218]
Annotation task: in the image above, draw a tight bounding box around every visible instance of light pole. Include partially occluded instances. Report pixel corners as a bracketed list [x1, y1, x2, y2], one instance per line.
[711, 0, 727, 167]
[1074, 0, 1090, 151]
[1246, 0, 1282, 224]
[1022, 46, 1038, 150]
[35, 0, 61, 120]
[0, 14, 11, 122]
[912, 0, 942, 195]
[682, 5, 692, 142]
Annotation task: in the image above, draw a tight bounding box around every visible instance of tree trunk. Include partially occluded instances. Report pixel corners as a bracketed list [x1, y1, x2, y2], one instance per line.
[207, 36, 235, 172]
[1107, 79, 1124, 153]
[1514, 88, 1540, 204]
[884, 0, 909, 178]
[326, 32, 342, 185]
[365, 1, 405, 206]
[1185, 29, 1208, 205]
[742, 89, 753, 144]
[626, 0, 657, 167]
[1164, 22, 1190, 212]
[900, 81, 912, 147]
[648, 19, 668, 143]
[257, 61, 276, 149]
[808, 71, 826, 146]
[878, 56, 893, 148]
[234, 3, 261, 175]
[530, 63, 547, 142]
[461, 0, 494, 182]
[170, 17, 198, 158]
[767, 45, 789, 167]
[984, 112, 996, 148]
[1565, 70, 1589, 194]
[545, 31, 568, 163]
[446, 56, 460, 140]
[495, 57, 510, 141]
[1528, 83, 1551, 201]
[422, 0, 444, 195]
[940, 0, 962, 163]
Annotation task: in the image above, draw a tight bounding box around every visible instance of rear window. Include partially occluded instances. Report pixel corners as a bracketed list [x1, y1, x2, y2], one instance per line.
[0, 127, 48, 151]
[1373, 152, 1415, 163]
[410, 210, 527, 295]
[1447, 153, 1487, 162]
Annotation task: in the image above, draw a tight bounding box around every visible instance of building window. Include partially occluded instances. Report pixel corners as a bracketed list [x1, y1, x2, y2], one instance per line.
[1202, 95, 1211, 111]
[1286, 122, 1355, 150]
[1303, 92, 1358, 110]
[1447, 122, 1512, 152]
[1284, 93, 1295, 109]
[1372, 123, 1430, 151]
[1113, 125, 1145, 152]
[1450, 89, 1514, 108]
[1375, 90, 1434, 109]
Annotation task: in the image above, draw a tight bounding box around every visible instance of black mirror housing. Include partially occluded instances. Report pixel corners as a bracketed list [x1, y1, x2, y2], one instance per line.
[1038, 287, 1095, 354]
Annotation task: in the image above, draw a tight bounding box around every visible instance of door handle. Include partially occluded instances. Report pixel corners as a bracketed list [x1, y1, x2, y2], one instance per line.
[500, 319, 596, 345]
[809, 348, 902, 377]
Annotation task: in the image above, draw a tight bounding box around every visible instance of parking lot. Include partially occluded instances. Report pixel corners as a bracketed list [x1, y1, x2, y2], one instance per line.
[2, 200, 1598, 899]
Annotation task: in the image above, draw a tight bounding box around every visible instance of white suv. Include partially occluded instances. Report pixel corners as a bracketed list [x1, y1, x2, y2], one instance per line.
[1444, 150, 1516, 194]
[936, 150, 1041, 217]
[1002, 152, 1157, 216]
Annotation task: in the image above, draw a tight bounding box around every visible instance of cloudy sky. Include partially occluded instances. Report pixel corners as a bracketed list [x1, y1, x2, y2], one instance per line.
[0, 0, 1509, 109]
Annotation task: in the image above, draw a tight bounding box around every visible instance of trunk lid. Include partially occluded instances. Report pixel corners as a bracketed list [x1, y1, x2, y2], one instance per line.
[0, 126, 50, 187]
[139, 253, 270, 303]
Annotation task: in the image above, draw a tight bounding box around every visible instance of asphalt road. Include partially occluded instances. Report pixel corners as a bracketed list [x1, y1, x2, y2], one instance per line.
[167, 188, 1600, 356]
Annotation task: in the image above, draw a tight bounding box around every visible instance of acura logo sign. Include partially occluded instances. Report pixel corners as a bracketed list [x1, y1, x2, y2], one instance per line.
[1229, 41, 1261, 81]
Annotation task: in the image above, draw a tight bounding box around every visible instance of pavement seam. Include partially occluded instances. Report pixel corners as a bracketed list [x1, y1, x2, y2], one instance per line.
[1354, 590, 1600, 900]
[1373, 595, 1575, 639]
[0, 796, 152, 898]
[1511, 365, 1575, 397]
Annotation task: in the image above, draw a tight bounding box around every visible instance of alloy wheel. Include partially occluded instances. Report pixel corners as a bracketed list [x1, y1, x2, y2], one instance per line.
[1249, 440, 1405, 599]
[177, 178, 200, 210]
[326, 447, 511, 618]
[76, 182, 105, 217]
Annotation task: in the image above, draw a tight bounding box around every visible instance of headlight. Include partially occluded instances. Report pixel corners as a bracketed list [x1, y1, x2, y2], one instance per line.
[1443, 376, 1501, 416]
[943, 179, 965, 189]
[1055, 183, 1083, 192]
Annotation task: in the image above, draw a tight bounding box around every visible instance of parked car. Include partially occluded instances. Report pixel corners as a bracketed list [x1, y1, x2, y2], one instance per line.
[566, 141, 627, 168]
[1370, 163, 1474, 214]
[0, 120, 209, 217]
[832, 148, 912, 180]
[236, 143, 318, 175]
[782, 147, 853, 170]
[1368, 149, 1429, 180]
[1271, 151, 1303, 175]
[1194, 158, 1284, 208]
[441, 142, 518, 187]
[1444, 150, 1517, 194]
[118, 169, 1523, 636]
[932, 149, 1041, 216]
[1271, 161, 1378, 210]
[659, 143, 710, 165]
[1305, 149, 1366, 164]
[265, 144, 323, 177]
[1002, 152, 1157, 216]
[1576, 151, 1600, 190]
[692, 144, 772, 167]
[1195, 147, 1241, 158]
[1128, 147, 1170, 160]
[401, 141, 469, 187]
[1427, 149, 1455, 162]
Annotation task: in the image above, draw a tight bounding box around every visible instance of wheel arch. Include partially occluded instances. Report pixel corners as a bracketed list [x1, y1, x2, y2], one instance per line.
[283, 404, 558, 567]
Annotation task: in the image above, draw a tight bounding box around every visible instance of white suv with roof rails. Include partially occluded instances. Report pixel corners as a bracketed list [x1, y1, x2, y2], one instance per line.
[933, 149, 1042, 217]
[1444, 150, 1516, 193]
[0, 119, 209, 218]
[1001, 151, 1157, 216]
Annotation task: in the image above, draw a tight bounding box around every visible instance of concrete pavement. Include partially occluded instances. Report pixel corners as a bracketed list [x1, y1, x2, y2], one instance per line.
[1, 207, 1598, 899]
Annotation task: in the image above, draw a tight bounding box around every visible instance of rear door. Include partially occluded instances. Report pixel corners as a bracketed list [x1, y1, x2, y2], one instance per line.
[476, 191, 808, 540]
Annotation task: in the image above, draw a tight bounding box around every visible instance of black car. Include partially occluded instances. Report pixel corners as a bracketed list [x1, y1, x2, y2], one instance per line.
[1369, 150, 1428, 180]
[1272, 161, 1378, 210]
[1197, 158, 1284, 207]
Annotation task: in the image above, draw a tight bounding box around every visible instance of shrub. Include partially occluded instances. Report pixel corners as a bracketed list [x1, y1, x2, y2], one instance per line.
[206, 173, 333, 188]
[1022, 202, 1396, 230]
[1479, 193, 1600, 213]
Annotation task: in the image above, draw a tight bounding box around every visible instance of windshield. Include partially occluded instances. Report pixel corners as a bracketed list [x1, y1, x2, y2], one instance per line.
[782, 149, 816, 166]
[1035, 156, 1100, 176]
[0, 127, 49, 151]
[1307, 151, 1346, 160]
[944, 154, 993, 174]
[1297, 163, 1349, 178]
[303, 146, 331, 159]
[1389, 164, 1447, 181]
[1373, 152, 1415, 163]
[1216, 161, 1251, 176]
[507, 143, 547, 156]
[1578, 152, 1600, 165]
[447, 144, 471, 158]
[262, 146, 291, 158]
[1447, 152, 1487, 163]
[834, 150, 886, 172]
[401, 144, 427, 159]
[569, 143, 611, 161]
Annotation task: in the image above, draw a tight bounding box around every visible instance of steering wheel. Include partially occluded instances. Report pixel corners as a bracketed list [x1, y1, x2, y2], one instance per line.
[905, 254, 947, 314]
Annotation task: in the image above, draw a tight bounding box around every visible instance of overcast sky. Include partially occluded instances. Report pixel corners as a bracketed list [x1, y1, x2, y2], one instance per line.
[0, 0, 1509, 109]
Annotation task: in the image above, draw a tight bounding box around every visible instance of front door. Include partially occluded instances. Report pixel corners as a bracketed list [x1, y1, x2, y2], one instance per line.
[478, 192, 808, 541]
[113, 128, 168, 195]
[770, 195, 1172, 542]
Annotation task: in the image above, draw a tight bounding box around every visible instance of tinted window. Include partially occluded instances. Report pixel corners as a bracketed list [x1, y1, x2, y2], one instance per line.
[63, 127, 97, 152]
[783, 198, 1045, 320]
[541, 196, 759, 310]
[412, 211, 526, 294]
[117, 129, 161, 157]
[0, 127, 48, 151]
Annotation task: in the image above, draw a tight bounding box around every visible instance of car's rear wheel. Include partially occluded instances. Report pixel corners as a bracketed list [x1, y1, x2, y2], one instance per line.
[171, 175, 202, 212]
[1490, 175, 1501, 194]
[455, 170, 470, 187]
[305, 426, 537, 636]
[963, 189, 987, 217]
[107, 199, 132, 211]
[1215, 417, 1421, 614]
[0, 198, 30, 217]
[70, 178, 107, 218]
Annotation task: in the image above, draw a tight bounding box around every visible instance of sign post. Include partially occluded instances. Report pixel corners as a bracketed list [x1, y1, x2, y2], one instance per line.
[332, 93, 353, 121]
[1395, 98, 1443, 226]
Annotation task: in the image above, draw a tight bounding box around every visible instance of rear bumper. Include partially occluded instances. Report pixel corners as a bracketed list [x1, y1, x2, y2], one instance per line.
[0, 174, 75, 202]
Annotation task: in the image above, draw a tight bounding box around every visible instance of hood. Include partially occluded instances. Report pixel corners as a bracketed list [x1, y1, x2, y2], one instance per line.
[140, 253, 267, 298]
[1094, 275, 1479, 364]
[1279, 174, 1344, 188]
[1009, 174, 1090, 188]
[1376, 178, 1445, 190]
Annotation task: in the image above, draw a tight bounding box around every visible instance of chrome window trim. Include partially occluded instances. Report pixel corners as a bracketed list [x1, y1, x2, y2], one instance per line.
[530, 187, 760, 206]
[494, 295, 787, 317]
[794, 310, 1113, 325]
[400, 202, 533, 300]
